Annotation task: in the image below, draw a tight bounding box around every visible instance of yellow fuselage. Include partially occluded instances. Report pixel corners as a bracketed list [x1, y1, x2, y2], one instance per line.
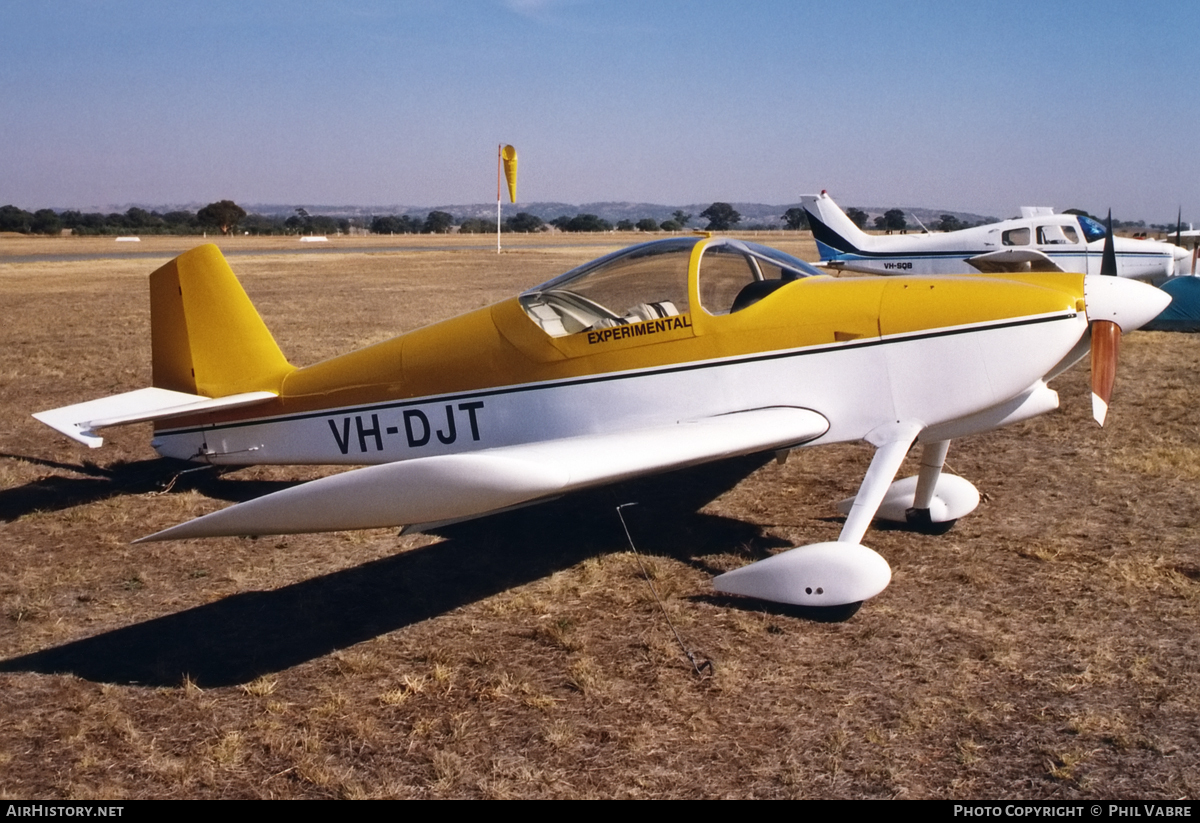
[154, 261, 1088, 466]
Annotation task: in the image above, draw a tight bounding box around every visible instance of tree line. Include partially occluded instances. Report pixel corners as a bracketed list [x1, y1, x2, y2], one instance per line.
[1, 199, 1167, 238]
[0, 201, 359, 237]
[0, 201, 270, 236]
[0, 200, 863, 237]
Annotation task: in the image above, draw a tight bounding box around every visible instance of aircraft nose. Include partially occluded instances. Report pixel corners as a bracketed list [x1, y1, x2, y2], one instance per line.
[1084, 275, 1171, 333]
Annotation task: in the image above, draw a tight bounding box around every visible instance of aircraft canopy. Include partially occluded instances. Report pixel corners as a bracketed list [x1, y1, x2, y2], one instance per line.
[520, 237, 819, 336]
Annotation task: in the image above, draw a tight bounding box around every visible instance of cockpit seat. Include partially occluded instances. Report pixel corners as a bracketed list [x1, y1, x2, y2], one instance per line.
[590, 301, 679, 330]
[730, 279, 788, 313]
[623, 301, 678, 323]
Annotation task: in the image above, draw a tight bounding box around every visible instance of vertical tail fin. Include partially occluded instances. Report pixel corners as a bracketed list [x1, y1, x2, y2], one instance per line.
[150, 244, 293, 398]
[801, 191, 876, 260]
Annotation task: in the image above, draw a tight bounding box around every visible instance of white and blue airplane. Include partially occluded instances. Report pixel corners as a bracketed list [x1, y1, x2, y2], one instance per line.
[802, 191, 1191, 282]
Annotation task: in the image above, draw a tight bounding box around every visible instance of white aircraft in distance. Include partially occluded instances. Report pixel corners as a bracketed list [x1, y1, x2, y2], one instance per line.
[34, 238, 1168, 615]
[1163, 222, 1200, 276]
[802, 191, 1192, 282]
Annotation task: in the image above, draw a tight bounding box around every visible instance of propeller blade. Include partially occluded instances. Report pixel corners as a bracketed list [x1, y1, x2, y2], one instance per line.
[1082, 276, 1171, 427]
[1090, 319, 1120, 426]
[1176, 206, 1182, 248]
[1100, 209, 1118, 276]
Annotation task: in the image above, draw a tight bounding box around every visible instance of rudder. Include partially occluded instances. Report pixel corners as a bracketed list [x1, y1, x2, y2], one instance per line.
[801, 192, 875, 258]
[150, 244, 293, 398]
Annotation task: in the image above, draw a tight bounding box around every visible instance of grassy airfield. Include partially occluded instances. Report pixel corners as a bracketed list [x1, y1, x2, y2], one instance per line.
[0, 232, 1197, 799]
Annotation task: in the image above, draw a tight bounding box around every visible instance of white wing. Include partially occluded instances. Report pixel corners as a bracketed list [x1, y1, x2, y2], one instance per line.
[965, 249, 1065, 273]
[34, 388, 278, 448]
[137, 406, 829, 541]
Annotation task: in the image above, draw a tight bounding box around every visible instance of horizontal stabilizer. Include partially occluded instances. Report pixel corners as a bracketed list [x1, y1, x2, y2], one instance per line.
[33, 387, 278, 448]
[966, 249, 1065, 273]
[138, 406, 830, 541]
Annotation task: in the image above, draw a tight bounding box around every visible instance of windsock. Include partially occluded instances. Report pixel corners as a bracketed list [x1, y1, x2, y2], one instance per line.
[501, 145, 517, 203]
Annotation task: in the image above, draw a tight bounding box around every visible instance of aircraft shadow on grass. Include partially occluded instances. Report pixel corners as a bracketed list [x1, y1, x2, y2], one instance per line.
[0, 453, 304, 523]
[0, 455, 799, 688]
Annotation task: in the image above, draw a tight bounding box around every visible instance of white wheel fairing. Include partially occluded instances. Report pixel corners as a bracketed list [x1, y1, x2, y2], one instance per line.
[837, 473, 980, 525]
[714, 542, 892, 607]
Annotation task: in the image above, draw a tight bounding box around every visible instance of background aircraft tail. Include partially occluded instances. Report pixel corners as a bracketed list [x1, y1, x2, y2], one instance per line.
[801, 192, 877, 259]
[150, 244, 294, 398]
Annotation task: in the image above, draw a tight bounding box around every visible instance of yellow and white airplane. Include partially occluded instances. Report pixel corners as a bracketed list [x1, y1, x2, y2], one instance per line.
[33, 237, 1169, 612]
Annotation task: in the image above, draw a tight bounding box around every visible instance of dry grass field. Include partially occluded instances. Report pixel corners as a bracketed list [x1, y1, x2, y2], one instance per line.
[0, 232, 1197, 799]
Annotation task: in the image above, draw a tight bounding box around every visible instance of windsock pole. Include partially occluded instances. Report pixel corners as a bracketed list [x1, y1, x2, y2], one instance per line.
[497, 144, 503, 253]
[496, 145, 517, 254]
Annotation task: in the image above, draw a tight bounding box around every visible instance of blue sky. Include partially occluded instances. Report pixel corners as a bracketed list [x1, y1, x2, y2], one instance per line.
[3, 0, 1198, 222]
